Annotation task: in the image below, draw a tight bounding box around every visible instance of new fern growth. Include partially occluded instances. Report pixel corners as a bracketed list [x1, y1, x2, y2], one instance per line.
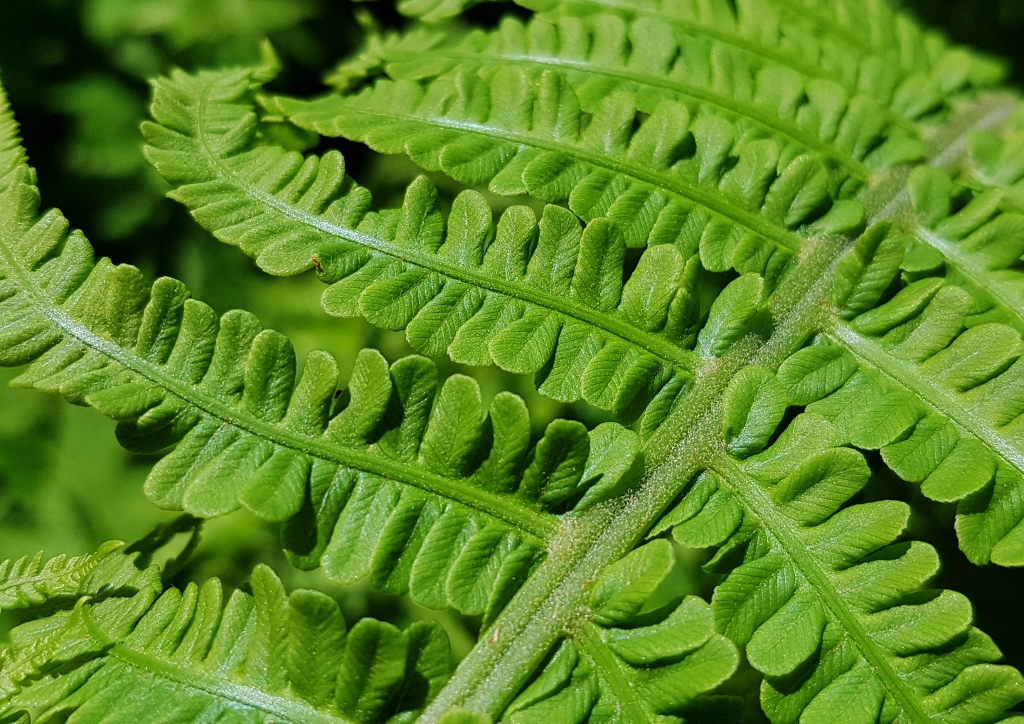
[3, 0, 1024, 722]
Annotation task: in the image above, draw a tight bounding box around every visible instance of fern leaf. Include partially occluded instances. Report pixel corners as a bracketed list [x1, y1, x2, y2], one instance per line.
[966, 116, 1024, 192]
[653, 380, 1024, 722]
[143, 67, 707, 418]
[797, 297, 1024, 565]
[0, 78, 645, 616]
[707, 218, 1024, 566]
[906, 143, 1024, 334]
[278, 65, 871, 275]
[0, 548, 449, 723]
[503, 540, 739, 722]
[139, 62, 1024, 576]
[0, 544, 149, 610]
[517, 0, 1005, 114]
[328, 12, 917, 184]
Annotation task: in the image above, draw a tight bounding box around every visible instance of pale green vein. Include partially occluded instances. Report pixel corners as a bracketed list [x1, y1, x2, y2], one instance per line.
[574, 622, 652, 724]
[297, 103, 802, 252]
[830, 323, 1024, 480]
[712, 452, 934, 724]
[551, 0, 839, 84]
[547, 0, 900, 103]
[916, 226, 1024, 333]
[195, 90, 700, 376]
[378, 48, 871, 179]
[0, 237, 558, 541]
[111, 647, 346, 724]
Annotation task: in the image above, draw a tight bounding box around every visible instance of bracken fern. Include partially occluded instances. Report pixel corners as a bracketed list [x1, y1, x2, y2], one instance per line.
[3, 0, 1024, 722]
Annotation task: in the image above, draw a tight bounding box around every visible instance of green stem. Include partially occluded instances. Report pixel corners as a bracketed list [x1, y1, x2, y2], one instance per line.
[574, 622, 653, 724]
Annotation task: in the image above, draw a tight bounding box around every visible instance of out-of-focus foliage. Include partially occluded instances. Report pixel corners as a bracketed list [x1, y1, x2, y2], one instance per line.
[0, 0, 358, 253]
[0, 367, 157, 558]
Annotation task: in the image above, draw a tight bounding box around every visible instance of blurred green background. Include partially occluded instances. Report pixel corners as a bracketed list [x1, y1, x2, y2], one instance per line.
[0, 0, 1022, 677]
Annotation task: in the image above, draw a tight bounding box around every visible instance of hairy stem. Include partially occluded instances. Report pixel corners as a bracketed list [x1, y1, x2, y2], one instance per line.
[419, 86, 1016, 722]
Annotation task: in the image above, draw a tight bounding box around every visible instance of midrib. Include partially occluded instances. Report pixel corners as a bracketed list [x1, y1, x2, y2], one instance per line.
[2, 46, 1011, 724]
[831, 323, 1024, 480]
[863, 94, 1021, 331]
[711, 454, 934, 723]
[574, 622, 652, 724]
[420, 242, 843, 722]
[0, 238, 557, 541]
[418, 82, 1015, 722]
[556, 0, 919, 128]
[380, 49, 871, 178]
[302, 104, 802, 251]
[557, 0, 846, 87]
[915, 226, 1024, 334]
[110, 646, 346, 724]
[198, 93, 699, 375]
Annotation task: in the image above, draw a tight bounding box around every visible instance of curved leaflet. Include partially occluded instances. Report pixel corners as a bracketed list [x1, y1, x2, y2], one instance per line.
[0, 546, 450, 723]
[652, 369, 1024, 722]
[144, 68, 710, 418]
[0, 87, 642, 617]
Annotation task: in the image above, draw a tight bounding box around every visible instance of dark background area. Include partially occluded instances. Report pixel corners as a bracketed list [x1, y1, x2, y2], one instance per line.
[902, 0, 1024, 83]
[0, 0, 1022, 680]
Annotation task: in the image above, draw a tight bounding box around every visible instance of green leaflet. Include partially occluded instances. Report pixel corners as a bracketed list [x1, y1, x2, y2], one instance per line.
[144, 68, 709, 419]
[0, 546, 450, 724]
[587, 538, 675, 626]
[906, 158, 1024, 334]
[808, 296, 1024, 566]
[770, 224, 1024, 565]
[367, 0, 1005, 117]
[510, 0, 1005, 113]
[5, 1, 1024, 722]
[966, 114, 1024, 191]
[505, 542, 739, 723]
[761, 220, 1024, 565]
[0, 541, 146, 611]
[654, 367, 1024, 723]
[0, 90, 649, 618]
[328, 12, 915, 182]
[278, 64, 869, 274]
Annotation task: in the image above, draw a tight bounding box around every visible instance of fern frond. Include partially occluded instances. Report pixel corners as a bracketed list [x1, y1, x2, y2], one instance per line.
[779, 279, 1024, 565]
[0, 541, 145, 611]
[653, 386, 1024, 722]
[139, 62, 1024, 573]
[381, 0, 1007, 112]
[516, 0, 1005, 113]
[505, 546, 739, 722]
[0, 548, 449, 723]
[279, 66, 869, 273]
[328, 12, 916, 183]
[144, 67, 708, 418]
[0, 78, 647, 616]
[902, 165, 1024, 332]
